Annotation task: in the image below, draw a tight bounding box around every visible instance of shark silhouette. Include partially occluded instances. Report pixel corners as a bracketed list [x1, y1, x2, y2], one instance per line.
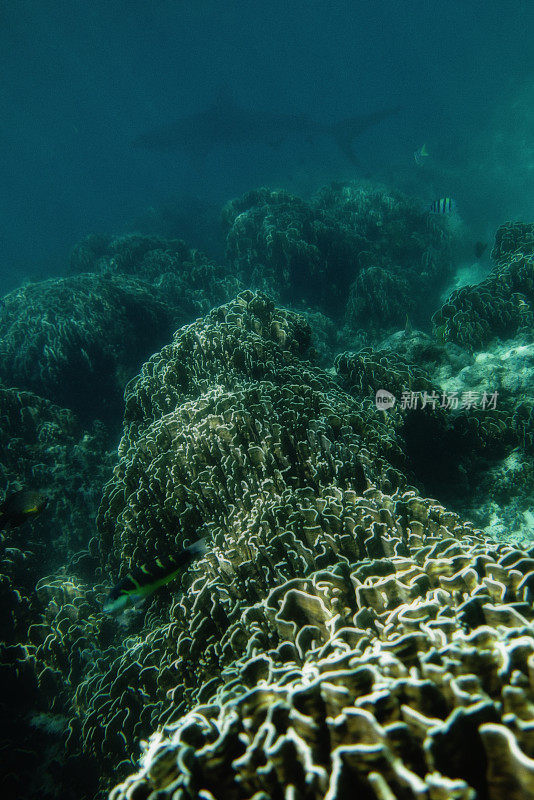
[133, 94, 402, 165]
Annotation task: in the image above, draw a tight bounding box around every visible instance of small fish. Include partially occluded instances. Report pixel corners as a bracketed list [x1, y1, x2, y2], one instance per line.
[430, 197, 456, 215]
[414, 143, 429, 165]
[104, 538, 208, 614]
[474, 241, 488, 259]
[0, 489, 48, 529]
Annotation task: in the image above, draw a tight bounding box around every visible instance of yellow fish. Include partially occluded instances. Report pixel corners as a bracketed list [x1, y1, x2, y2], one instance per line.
[0, 489, 48, 529]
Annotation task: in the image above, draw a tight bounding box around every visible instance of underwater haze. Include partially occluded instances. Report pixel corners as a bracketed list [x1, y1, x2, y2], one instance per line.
[1, 0, 534, 290]
[5, 2, 534, 799]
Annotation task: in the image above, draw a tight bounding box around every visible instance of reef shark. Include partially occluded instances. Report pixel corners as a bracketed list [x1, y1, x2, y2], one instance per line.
[133, 94, 401, 165]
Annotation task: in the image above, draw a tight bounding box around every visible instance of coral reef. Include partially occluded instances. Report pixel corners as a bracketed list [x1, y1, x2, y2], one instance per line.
[110, 493, 534, 800]
[70, 232, 241, 320]
[335, 343, 515, 506]
[428, 220, 534, 529]
[1, 291, 405, 797]
[334, 327, 534, 540]
[94, 293, 534, 798]
[97, 291, 406, 576]
[0, 384, 113, 799]
[432, 221, 534, 351]
[0, 385, 111, 618]
[3, 287, 534, 800]
[66, 292, 410, 791]
[223, 182, 454, 332]
[0, 274, 179, 422]
[491, 222, 534, 265]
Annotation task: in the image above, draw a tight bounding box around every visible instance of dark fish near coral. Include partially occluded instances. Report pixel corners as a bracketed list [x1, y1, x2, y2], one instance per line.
[133, 92, 402, 166]
[430, 197, 456, 215]
[103, 538, 208, 614]
[0, 489, 48, 529]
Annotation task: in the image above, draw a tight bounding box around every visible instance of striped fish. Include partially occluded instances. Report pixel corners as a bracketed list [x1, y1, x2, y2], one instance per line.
[430, 197, 456, 214]
[103, 538, 208, 614]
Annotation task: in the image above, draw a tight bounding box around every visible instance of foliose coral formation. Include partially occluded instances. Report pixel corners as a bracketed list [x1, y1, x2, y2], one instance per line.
[0, 274, 179, 421]
[0, 291, 405, 798]
[491, 222, 534, 264]
[97, 291, 405, 575]
[110, 489, 534, 800]
[432, 221, 534, 351]
[223, 182, 454, 332]
[56, 291, 406, 790]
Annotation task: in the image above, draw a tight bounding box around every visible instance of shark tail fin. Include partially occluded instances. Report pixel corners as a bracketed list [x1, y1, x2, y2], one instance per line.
[331, 106, 403, 165]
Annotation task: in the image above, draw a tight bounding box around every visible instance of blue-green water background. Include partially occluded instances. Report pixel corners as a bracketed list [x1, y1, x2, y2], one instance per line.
[1, 0, 534, 293]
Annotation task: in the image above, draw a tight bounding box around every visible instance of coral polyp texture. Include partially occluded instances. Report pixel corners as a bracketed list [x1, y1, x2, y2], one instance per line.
[89, 291, 534, 800]
[222, 182, 454, 331]
[110, 495, 534, 800]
